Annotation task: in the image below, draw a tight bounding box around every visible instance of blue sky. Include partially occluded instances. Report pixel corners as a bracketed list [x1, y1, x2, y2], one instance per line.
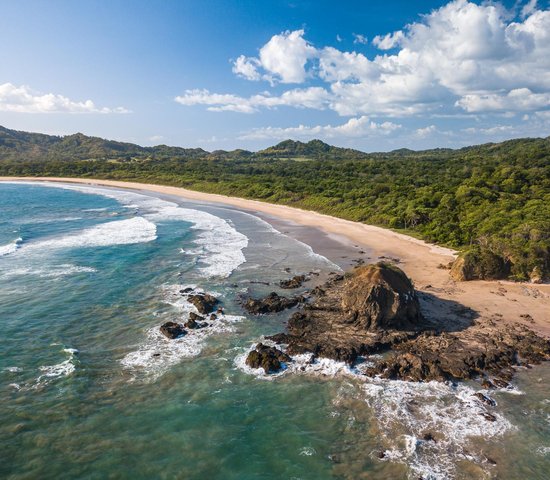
[1, 0, 549, 151]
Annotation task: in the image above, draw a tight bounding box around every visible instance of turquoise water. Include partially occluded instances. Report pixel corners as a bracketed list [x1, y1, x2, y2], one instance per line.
[1, 182, 549, 480]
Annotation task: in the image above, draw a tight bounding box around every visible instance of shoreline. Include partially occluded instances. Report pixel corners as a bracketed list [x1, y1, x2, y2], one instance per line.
[1, 176, 549, 335]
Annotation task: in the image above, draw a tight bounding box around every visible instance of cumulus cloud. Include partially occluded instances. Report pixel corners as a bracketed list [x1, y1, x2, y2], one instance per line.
[177, 1, 550, 120]
[353, 33, 369, 45]
[456, 88, 550, 112]
[372, 30, 404, 50]
[239, 116, 401, 140]
[175, 87, 331, 113]
[0, 83, 129, 114]
[232, 29, 316, 84]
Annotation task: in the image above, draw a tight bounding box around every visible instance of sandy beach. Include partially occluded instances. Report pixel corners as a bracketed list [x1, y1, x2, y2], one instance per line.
[2, 176, 549, 335]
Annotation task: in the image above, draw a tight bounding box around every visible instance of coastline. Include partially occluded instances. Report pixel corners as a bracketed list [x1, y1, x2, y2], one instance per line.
[1, 176, 549, 335]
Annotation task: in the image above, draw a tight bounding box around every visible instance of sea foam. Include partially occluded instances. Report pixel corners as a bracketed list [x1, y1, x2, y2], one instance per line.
[41, 183, 249, 278]
[236, 341, 514, 479]
[26, 217, 157, 251]
[0, 237, 22, 256]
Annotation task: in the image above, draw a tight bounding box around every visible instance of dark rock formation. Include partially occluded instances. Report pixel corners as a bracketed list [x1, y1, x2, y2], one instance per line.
[242, 292, 303, 315]
[245, 343, 291, 374]
[267, 263, 423, 364]
[279, 275, 307, 289]
[265, 262, 550, 381]
[341, 262, 423, 331]
[188, 312, 204, 322]
[187, 293, 218, 314]
[184, 317, 206, 329]
[363, 323, 550, 382]
[160, 322, 186, 339]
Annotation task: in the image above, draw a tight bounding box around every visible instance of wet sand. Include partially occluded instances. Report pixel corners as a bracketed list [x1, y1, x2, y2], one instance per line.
[2, 176, 549, 335]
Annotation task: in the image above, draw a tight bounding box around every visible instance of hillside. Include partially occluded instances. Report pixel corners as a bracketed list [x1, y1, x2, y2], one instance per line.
[0, 125, 548, 282]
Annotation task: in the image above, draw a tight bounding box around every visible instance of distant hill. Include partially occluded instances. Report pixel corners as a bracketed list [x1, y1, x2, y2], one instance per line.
[0, 126, 208, 162]
[0, 126, 367, 162]
[257, 139, 369, 159]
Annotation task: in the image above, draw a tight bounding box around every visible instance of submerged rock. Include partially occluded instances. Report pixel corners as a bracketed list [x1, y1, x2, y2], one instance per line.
[279, 275, 308, 289]
[187, 293, 218, 314]
[245, 343, 291, 374]
[184, 317, 206, 329]
[242, 292, 303, 315]
[160, 322, 186, 339]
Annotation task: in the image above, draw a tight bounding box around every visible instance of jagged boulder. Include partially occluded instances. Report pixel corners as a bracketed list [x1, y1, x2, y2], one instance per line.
[245, 343, 291, 373]
[340, 262, 422, 331]
[242, 292, 302, 315]
[187, 293, 218, 314]
[160, 322, 186, 339]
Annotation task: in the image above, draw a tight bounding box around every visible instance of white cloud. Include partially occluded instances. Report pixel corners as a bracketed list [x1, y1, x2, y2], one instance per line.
[521, 0, 538, 19]
[175, 87, 331, 113]
[231, 29, 317, 84]
[232, 55, 261, 81]
[372, 30, 404, 50]
[239, 116, 401, 140]
[456, 88, 550, 112]
[415, 125, 437, 138]
[353, 33, 369, 45]
[0, 83, 129, 114]
[178, 1, 550, 119]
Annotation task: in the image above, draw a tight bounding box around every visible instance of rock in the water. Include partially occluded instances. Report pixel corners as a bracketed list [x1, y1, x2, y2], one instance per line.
[279, 275, 307, 289]
[184, 317, 206, 329]
[160, 322, 186, 339]
[242, 292, 302, 315]
[187, 293, 218, 314]
[189, 312, 204, 322]
[245, 343, 291, 374]
[340, 263, 423, 331]
[210, 313, 217, 321]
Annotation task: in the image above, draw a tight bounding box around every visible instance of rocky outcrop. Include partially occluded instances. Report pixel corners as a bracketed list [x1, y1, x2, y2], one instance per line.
[242, 292, 303, 315]
[341, 263, 422, 331]
[245, 343, 291, 373]
[279, 275, 307, 289]
[187, 293, 218, 314]
[265, 261, 550, 382]
[265, 263, 423, 364]
[450, 248, 510, 281]
[364, 323, 550, 382]
[160, 321, 186, 339]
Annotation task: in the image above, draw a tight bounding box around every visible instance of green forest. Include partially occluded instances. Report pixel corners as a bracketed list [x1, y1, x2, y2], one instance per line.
[0, 125, 548, 282]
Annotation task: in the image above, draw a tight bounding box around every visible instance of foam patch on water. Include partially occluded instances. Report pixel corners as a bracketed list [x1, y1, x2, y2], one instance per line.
[236, 341, 512, 479]
[234, 340, 359, 380]
[37, 182, 249, 278]
[25, 217, 157, 251]
[121, 287, 243, 380]
[0, 237, 22, 256]
[361, 378, 512, 479]
[121, 313, 244, 380]
[1, 264, 97, 279]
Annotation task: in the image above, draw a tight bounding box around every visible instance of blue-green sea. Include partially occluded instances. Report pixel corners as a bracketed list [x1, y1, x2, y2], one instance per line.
[1, 181, 549, 480]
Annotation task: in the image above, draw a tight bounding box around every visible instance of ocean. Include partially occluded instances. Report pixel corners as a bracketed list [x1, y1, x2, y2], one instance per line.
[0, 181, 549, 480]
